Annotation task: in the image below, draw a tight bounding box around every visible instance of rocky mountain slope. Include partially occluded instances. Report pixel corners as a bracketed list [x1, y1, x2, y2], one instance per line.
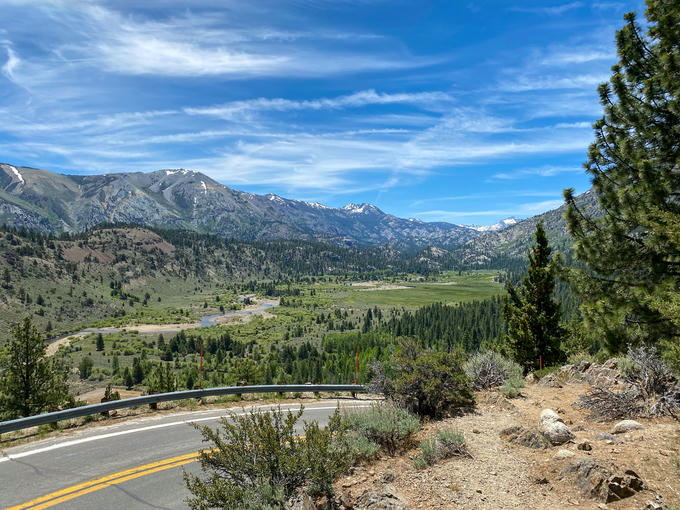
[0, 163, 480, 250]
[455, 191, 600, 265]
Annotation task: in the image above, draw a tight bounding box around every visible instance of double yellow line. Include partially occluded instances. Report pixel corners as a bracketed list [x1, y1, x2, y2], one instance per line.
[6, 451, 202, 510]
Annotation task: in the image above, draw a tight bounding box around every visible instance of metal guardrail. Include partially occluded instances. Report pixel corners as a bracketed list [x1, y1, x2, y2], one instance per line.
[0, 384, 366, 434]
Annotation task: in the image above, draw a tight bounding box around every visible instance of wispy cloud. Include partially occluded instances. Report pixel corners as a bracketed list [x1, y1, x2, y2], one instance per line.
[509, 2, 583, 15]
[1, 46, 19, 82]
[47, 4, 427, 78]
[185, 90, 454, 119]
[492, 165, 583, 180]
[415, 199, 565, 220]
[410, 191, 560, 207]
[500, 73, 608, 92]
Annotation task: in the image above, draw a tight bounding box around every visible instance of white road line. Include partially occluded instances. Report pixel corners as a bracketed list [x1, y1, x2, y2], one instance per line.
[0, 402, 371, 463]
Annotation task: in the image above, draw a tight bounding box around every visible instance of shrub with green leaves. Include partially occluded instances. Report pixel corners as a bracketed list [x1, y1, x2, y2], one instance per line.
[500, 376, 525, 398]
[184, 406, 351, 510]
[465, 350, 522, 390]
[344, 402, 420, 456]
[413, 428, 469, 468]
[390, 341, 474, 419]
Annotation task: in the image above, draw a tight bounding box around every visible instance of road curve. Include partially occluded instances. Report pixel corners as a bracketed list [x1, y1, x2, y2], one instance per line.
[1, 400, 371, 510]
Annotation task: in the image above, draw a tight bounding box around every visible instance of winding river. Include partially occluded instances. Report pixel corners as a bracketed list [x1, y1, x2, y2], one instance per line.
[47, 299, 279, 353]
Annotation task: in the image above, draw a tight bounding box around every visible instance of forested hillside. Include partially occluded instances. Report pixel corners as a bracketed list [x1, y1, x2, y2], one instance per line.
[0, 225, 443, 343]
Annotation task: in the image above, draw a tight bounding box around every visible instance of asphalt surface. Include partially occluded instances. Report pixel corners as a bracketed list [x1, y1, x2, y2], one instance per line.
[0, 400, 371, 509]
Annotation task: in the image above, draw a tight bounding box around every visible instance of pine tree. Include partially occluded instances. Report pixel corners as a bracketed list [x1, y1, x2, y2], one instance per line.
[123, 367, 134, 390]
[0, 317, 70, 418]
[504, 222, 565, 371]
[96, 333, 104, 352]
[564, 1, 680, 353]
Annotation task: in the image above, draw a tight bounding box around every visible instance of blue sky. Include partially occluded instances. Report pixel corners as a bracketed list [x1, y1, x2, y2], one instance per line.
[0, 0, 642, 225]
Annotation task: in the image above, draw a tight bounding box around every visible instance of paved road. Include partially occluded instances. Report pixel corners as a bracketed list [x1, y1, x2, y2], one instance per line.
[1, 400, 370, 509]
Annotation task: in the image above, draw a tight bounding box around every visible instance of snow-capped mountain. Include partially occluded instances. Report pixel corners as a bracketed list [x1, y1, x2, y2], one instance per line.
[0, 163, 480, 249]
[465, 218, 519, 232]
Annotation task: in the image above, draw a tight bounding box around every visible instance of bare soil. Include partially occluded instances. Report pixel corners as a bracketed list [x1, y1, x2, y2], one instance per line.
[337, 383, 680, 509]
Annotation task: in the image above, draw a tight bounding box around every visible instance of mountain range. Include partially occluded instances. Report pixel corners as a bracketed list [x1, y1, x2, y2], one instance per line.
[0, 163, 593, 256]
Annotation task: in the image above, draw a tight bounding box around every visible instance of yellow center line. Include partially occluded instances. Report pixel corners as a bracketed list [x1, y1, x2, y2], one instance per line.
[6, 435, 307, 510]
[5, 451, 204, 510]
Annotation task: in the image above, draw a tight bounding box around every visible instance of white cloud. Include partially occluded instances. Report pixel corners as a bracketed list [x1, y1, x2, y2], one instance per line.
[492, 165, 583, 180]
[416, 199, 565, 220]
[510, 2, 583, 15]
[185, 90, 453, 118]
[500, 73, 608, 92]
[2, 46, 19, 82]
[541, 49, 614, 65]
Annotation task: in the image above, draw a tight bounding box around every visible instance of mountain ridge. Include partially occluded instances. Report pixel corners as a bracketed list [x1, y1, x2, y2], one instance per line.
[0, 163, 496, 249]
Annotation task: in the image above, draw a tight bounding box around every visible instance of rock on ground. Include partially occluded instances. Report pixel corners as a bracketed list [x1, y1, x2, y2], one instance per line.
[611, 420, 645, 434]
[558, 458, 645, 503]
[553, 449, 575, 460]
[500, 425, 551, 449]
[538, 409, 574, 445]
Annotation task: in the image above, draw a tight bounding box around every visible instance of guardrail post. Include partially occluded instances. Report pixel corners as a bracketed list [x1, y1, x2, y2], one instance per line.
[148, 391, 158, 410]
[100, 397, 110, 417]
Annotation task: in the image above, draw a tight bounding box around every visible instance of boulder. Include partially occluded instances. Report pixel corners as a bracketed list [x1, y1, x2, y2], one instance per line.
[611, 420, 644, 434]
[500, 425, 551, 449]
[539, 409, 574, 445]
[539, 409, 563, 425]
[525, 373, 538, 384]
[541, 421, 576, 445]
[559, 459, 645, 503]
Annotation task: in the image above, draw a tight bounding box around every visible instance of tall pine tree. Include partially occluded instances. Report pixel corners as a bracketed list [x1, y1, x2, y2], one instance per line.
[563, 0, 680, 353]
[504, 221, 564, 371]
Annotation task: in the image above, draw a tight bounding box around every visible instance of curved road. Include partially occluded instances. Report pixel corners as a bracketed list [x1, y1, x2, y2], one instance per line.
[1, 400, 370, 509]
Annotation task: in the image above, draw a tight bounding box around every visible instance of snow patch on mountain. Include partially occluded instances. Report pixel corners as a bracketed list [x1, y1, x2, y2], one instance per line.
[464, 217, 518, 232]
[343, 203, 382, 214]
[165, 169, 193, 176]
[6, 165, 25, 185]
[267, 194, 286, 204]
[306, 201, 330, 209]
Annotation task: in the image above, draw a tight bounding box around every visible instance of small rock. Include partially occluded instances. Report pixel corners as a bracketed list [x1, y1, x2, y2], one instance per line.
[578, 441, 593, 451]
[571, 424, 587, 432]
[472, 428, 480, 434]
[611, 420, 644, 434]
[646, 502, 663, 510]
[595, 432, 621, 443]
[603, 358, 618, 370]
[476, 489, 482, 494]
[535, 477, 549, 485]
[381, 472, 394, 484]
[500, 425, 551, 449]
[554, 449, 575, 459]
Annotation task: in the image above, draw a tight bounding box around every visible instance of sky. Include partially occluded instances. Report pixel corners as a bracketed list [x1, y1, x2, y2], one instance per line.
[0, 0, 644, 226]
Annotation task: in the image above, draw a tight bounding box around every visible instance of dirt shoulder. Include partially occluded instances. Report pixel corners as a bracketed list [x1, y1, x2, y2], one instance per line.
[337, 384, 679, 509]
